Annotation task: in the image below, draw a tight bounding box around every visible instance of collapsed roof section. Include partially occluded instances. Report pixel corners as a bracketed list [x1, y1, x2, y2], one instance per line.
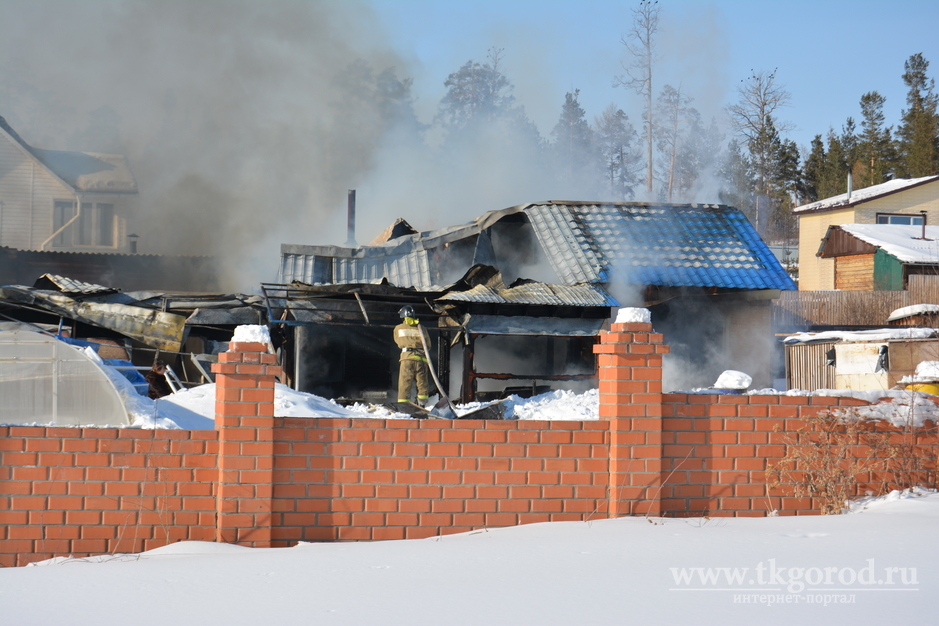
[0, 284, 187, 352]
[0, 274, 266, 353]
[279, 202, 795, 293]
[263, 263, 615, 332]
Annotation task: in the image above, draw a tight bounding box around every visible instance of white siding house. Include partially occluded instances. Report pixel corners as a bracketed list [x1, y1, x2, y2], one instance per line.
[0, 116, 137, 252]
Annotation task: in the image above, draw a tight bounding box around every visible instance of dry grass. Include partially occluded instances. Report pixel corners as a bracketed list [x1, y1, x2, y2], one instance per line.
[767, 408, 937, 514]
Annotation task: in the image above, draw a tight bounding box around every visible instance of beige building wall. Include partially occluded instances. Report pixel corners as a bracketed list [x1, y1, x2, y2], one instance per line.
[0, 136, 73, 250]
[797, 181, 939, 290]
[1, 133, 131, 252]
[797, 207, 853, 290]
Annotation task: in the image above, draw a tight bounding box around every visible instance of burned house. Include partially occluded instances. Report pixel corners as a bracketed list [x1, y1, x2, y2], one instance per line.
[278, 201, 795, 396]
[262, 266, 613, 403]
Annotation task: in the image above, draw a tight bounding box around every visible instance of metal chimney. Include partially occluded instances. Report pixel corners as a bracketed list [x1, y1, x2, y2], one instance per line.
[847, 172, 853, 202]
[346, 189, 357, 247]
[922, 210, 928, 240]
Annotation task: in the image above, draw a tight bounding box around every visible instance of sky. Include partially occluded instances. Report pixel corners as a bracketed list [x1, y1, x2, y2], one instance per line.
[2, 488, 937, 624]
[2, 0, 939, 290]
[371, 0, 939, 151]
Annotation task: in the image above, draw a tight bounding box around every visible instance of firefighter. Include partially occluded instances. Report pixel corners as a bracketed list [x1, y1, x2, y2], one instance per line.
[394, 305, 431, 404]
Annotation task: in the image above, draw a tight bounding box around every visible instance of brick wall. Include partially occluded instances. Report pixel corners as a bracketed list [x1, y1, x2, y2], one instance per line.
[269, 418, 609, 543]
[659, 393, 876, 517]
[0, 428, 217, 566]
[1, 325, 936, 567]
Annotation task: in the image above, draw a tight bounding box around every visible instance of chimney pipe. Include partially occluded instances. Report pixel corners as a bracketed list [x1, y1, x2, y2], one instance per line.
[346, 189, 357, 247]
[847, 172, 853, 202]
[922, 210, 927, 240]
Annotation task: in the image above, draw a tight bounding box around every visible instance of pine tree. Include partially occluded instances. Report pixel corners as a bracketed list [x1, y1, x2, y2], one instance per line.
[438, 48, 516, 131]
[856, 91, 896, 186]
[719, 138, 756, 223]
[654, 84, 692, 201]
[897, 53, 939, 177]
[841, 117, 859, 175]
[593, 103, 640, 199]
[329, 59, 423, 175]
[674, 112, 722, 201]
[818, 129, 849, 199]
[802, 135, 826, 203]
[767, 138, 801, 242]
[551, 89, 595, 188]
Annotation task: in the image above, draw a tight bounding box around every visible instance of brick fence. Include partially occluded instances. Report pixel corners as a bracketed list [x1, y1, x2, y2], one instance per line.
[1, 322, 936, 566]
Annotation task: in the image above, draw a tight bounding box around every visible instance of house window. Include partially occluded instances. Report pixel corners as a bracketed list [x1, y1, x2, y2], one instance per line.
[876, 213, 923, 225]
[53, 201, 76, 247]
[52, 200, 117, 248]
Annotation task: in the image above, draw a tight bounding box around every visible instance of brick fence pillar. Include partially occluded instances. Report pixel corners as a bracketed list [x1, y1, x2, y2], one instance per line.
[595, 321, 670, 517]
[211, 341, 281, 547]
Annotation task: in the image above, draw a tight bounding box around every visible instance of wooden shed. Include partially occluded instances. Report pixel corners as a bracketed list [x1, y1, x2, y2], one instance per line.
[817, 224, 939, 291]
[784, 329, 939, 391]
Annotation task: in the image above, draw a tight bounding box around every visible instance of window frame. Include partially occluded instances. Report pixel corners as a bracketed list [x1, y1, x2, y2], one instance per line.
[50, 199, 118, 249]
[875, 213, 924, 225]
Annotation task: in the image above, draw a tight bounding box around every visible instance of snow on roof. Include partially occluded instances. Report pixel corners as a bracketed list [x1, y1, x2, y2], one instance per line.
[888, 304, 939, 321]
[793, 175, 939, 214]
[0, 116, 137, 194]
[782, 327, 937, 344]
[30, 147, 138, 193]
[836, 223, 939, 263]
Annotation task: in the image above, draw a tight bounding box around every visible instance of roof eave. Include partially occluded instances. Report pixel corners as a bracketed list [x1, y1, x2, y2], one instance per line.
[795, 176, 939, 215]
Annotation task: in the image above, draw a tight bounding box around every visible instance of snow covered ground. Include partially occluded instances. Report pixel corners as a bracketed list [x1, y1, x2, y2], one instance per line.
[87, 350, 939, 429]
[2, 488, 936, 625]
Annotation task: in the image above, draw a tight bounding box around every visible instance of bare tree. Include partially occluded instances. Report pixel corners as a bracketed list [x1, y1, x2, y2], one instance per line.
[616, 0, 660, 195]
[727, 69, 792, 142]
[726, 69, 792, 232]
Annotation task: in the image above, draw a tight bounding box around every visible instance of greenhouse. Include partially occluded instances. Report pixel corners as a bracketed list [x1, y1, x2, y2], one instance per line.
[0, 330, 131, 426]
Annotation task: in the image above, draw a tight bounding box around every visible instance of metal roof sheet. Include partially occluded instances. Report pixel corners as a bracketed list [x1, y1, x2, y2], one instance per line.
[523, 203, 795, 291]
[439, 281, 617, 307]
[32, 274, 117, 296]
[279, 201, 794, 292]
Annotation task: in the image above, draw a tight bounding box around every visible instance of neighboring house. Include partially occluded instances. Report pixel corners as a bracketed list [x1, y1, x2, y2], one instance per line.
[795, 175, 939, 290]
[816, 224, 939, 291]
[0, 115, 138, 252]
[280, 201, 796, 391]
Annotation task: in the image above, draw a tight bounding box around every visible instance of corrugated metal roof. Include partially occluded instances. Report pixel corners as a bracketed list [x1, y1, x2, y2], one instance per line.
[439, 281, 617, 307]
[331, 250, 433, 290]
[279, 201, 794, 292]
[33, 274, 117, 296]
[523, 203, 795, 291]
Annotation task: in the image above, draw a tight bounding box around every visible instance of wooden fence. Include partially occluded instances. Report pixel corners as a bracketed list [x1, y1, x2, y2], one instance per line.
[773, 275, 939, 328]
